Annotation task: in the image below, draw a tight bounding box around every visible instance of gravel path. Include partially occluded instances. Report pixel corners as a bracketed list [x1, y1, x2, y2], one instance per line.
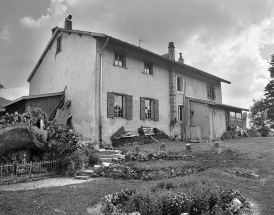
[0, 177, 95, 191]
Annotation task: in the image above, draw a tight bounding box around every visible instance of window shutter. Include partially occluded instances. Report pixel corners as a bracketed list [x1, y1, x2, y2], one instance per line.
[213, 87, 216, 100]
[154, 99, 159, 121]
[140, 97, 145, 120]
[126, 95, 133, 120]
[107, 92, 114, 118]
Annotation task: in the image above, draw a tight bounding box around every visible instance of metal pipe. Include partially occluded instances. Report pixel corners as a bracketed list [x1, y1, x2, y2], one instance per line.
[99, 38, 109, 143]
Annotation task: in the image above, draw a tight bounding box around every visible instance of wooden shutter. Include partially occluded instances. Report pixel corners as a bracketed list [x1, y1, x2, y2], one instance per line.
[154, 99, 159, 121]
[213, 87, 216, 100]
[140, 97, 145, 120]
[107, 92, 114, 118]
[126, 95, 133, 120]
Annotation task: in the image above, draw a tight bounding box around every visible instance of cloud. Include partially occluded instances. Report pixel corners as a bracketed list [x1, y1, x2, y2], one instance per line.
[0, 86, 29, 101]
[19, 0, 67, 29]
[0, 26, 11, 41]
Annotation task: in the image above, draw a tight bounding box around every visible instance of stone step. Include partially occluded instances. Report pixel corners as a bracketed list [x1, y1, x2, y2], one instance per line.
[75, 175, 89, 180]
[98, 149, 122, 155]
[100, 154, 120, 159]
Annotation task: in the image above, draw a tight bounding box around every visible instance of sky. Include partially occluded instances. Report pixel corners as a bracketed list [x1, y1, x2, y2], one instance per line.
[1, 0, 274, 110]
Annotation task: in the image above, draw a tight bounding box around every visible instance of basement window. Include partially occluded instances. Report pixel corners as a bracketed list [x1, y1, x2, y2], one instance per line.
[56, 36, 62, 54]
[144, 62, 153, 75]
[114, 51, 126, 67]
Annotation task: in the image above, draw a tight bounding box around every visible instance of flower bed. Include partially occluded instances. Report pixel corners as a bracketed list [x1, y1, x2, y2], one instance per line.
[100, 180, 255, 215]
[94, 164, 207, 181]
[227, 168, 260, 179]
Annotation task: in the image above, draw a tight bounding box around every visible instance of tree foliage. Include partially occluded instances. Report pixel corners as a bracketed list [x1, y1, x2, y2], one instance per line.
[249, 99, 270, 136]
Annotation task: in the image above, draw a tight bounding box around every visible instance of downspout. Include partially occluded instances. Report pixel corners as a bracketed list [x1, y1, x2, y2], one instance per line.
[99, 37, 109, 143]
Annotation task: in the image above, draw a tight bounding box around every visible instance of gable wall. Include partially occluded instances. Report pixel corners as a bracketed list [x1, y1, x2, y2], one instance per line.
[29, 33, 98, 139]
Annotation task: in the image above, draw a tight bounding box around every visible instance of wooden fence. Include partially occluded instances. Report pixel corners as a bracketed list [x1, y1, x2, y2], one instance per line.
[0, 160, 59, 184]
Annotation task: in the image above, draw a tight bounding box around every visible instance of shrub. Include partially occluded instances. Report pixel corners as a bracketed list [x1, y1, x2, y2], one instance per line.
[246, 128, 260, 137]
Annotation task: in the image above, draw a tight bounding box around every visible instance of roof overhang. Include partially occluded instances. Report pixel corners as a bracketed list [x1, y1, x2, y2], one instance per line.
[186, 96, 249, 111]
[3, 91, 64, 108]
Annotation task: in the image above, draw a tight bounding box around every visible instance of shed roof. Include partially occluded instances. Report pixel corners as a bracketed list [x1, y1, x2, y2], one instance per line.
[3, 91, 64, 108]
[27, 28, 231, 84]
[187, 96, 249, 111]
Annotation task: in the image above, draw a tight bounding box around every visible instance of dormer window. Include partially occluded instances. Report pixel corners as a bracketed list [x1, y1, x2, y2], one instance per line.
[114, 51, 126, 67]
[56, 36, 62, 54]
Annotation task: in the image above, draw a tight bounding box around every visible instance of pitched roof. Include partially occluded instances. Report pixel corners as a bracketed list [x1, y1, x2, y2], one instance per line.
[3, 91, 64, 108]
[27, 28, 231, 84]
[186, 96, 249, 111]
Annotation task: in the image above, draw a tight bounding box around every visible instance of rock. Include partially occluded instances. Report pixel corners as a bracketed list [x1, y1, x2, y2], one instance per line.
[230, 198, 243, 213]
[186, 143, 191, 151]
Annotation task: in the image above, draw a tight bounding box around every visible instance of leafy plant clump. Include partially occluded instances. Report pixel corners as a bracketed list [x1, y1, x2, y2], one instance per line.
[101, 179, 254, 215]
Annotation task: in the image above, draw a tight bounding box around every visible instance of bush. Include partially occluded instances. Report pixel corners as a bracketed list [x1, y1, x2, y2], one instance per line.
[246, 128, 260, 137]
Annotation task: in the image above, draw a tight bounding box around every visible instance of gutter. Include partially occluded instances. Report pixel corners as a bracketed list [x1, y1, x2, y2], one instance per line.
[99, 37, 109, 143]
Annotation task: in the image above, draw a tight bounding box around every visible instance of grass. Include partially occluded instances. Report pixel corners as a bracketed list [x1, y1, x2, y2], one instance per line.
[1, 137, 274, 214]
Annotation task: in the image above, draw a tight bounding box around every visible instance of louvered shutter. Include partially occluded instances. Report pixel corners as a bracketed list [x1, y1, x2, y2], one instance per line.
[126, 95, 133, 120]
[107, 92, 114, 118]
[154, 99, 159, 121]
[140, 97, 145, 120]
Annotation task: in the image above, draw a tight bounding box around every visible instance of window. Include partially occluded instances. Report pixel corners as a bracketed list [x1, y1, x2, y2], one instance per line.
[230, 111, 236, 118]
[114, 95, 125, 117]
[140, 97, 159, 121]
[178, 105, 183, 121]
[107, 92, 132, 119]
[177, 76, 183, 92]
[114, 51, 126, 67]
[144, 62, 153, 75]
[236, 112, 242, 119]
[56, 36, 62, 54]
[207, 84, 216, 100]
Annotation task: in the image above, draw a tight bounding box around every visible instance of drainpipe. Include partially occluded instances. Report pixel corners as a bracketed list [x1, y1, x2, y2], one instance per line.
[99, 38, 109, 143]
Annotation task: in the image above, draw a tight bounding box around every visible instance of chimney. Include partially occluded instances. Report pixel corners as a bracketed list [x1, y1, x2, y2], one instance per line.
[168, 42, 175, 61]
[178, 53, 184, 64]
[64, 15, 72, 30]
[51, 26, 58, 35]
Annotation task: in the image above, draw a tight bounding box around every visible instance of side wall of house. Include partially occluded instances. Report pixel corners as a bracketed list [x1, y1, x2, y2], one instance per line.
[29, 33, 97, 140]
[96, 40, 171, 143]
[189, 101, 226, 139]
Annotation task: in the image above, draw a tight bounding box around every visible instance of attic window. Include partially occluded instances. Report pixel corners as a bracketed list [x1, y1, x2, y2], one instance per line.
[56, 36, 62, 54]
[144, 62, 153, 75]
[207, 84, 216, 100]
[114, 51, 126, 67]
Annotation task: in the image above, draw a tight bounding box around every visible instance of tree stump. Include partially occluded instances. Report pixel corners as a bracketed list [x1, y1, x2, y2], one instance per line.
[135, 145, 140, 154]
[186, 143, 191, 151]
[160, 143, 166, 151]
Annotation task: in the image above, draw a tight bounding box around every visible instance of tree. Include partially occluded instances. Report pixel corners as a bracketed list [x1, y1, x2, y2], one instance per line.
[249, 99, 270, 136]
[264, 53, 274, 121]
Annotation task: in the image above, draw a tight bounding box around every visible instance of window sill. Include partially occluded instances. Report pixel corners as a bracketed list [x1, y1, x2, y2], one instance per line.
[142, 72, 154, 76]
[113, 64, 127, 69]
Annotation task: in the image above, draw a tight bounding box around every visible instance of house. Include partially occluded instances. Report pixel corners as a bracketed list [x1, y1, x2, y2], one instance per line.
[10, 16, 248, 143]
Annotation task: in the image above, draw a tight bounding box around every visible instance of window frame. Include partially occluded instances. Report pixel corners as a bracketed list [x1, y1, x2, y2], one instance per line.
[207, 84, 216, 100]
[140, 97, 159, 121]
[178, 105, 183, 121]
[113, 50, 126, 68]
[107, 92, 132, 119]
[177, 76, 184, 92]
[143, 61, 153, 75]
[56, 35, 62, 54]
[113, 94, 126, 118]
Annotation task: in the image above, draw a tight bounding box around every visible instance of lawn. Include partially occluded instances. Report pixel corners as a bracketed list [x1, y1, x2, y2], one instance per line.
[1, 137, 274, 214]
